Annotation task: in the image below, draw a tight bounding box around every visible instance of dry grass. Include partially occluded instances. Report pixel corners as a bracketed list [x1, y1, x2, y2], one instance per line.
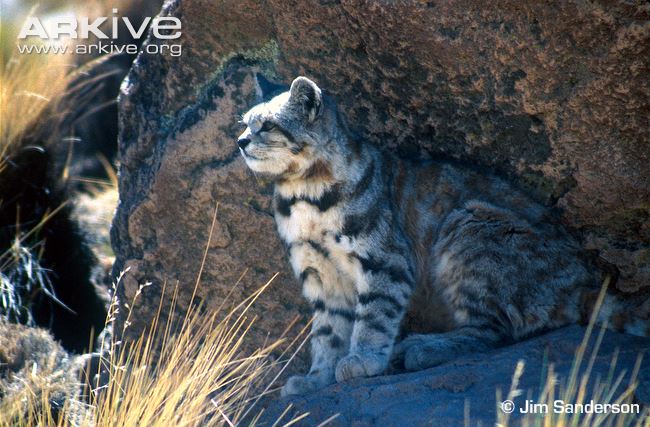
[88, 276, 286, 426]
[0, 9, 116, 327]
[0, 10, 118, 169]
[0, 275, 294, 426]
[0, 203, 305, 426]
[496, 280, 650, 427]
[0, 239, 62, 325]
[0, 5, 301, 426]
[0, 21, 71, 175]
[1, 0, 126, 176]
[0, 9, 66, 280]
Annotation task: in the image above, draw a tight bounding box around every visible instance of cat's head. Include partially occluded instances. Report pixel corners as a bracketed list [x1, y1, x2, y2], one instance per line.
[237, 76, 338, 180]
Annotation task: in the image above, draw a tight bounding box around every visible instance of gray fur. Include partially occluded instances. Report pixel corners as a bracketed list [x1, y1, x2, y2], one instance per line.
[236, 76, 649, 396]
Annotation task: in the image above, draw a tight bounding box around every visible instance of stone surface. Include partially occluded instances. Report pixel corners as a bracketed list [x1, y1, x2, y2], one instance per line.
[114, 61, 308, 366]
[0, 320, 80, 419]
[112, 0, 650, 365]
[258, 326, 650, 426]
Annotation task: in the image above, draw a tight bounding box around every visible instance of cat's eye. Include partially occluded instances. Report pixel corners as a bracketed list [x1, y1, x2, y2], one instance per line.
[260, 121, 277, 132]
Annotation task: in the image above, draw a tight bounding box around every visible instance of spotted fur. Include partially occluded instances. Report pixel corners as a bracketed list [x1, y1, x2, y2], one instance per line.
[237, 76, 650, 397]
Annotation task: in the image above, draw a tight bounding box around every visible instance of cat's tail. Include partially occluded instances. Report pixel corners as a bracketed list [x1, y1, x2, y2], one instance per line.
[579, 278, 650, 337]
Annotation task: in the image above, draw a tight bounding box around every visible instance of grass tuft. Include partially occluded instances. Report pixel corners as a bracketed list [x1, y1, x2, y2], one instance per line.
[0, 17, 71, 174]
[1, 240, 58, 325]
[0, 8, 118, 336]
[0, 201, 304, 426]
[0, 269, 297, 426]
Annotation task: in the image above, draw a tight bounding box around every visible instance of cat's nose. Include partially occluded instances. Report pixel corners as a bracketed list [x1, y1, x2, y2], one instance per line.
[237, 137, 251, 150]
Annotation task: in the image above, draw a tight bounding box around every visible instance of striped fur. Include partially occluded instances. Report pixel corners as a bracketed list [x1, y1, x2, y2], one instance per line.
[237, 76, 650, 397]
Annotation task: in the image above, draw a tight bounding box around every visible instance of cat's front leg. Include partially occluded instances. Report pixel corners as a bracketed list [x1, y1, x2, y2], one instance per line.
[282, 243, 356, 396]
[335, 253, 414, 382]
[283, 301, 354, 396]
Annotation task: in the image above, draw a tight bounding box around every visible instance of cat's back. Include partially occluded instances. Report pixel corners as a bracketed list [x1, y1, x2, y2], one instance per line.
[391, 157, 551, 231]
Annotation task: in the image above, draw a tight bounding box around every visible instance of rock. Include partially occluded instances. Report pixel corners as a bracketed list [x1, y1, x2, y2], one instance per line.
[113, 57, 309, 366]
[0, 320, 91, 423]
[64, 0, 164, 185]
[257, 326, 650, 426]
[112, 0, 650, 363]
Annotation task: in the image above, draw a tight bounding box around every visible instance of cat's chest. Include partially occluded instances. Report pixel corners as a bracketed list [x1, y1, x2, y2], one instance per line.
[275, 201, 343, 244]
[276, 202, 363, 286]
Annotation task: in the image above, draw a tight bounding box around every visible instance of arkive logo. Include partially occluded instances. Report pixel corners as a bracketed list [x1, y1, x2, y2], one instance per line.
[16, 8, 183, 57]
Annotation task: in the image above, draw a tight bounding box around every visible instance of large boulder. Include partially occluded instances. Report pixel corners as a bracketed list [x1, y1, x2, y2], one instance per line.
[111, 0, 650, 360]
[114, 60, 308, 364]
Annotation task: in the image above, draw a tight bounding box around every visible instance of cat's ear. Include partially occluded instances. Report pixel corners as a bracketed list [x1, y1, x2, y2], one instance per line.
[254, 73, 287, 102]
[289, 76, 322, 122]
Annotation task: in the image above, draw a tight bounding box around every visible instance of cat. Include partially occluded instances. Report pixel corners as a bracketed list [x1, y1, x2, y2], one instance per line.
[237, 75, 648, 396]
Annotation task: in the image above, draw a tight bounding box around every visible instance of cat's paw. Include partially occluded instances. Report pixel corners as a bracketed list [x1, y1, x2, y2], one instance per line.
[281, 374, 329, 397]
[404, 344, 452, 371]
[391, 335, 426, 368]
[335, 352, 386, 382]
[397, 335, 454, 371]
